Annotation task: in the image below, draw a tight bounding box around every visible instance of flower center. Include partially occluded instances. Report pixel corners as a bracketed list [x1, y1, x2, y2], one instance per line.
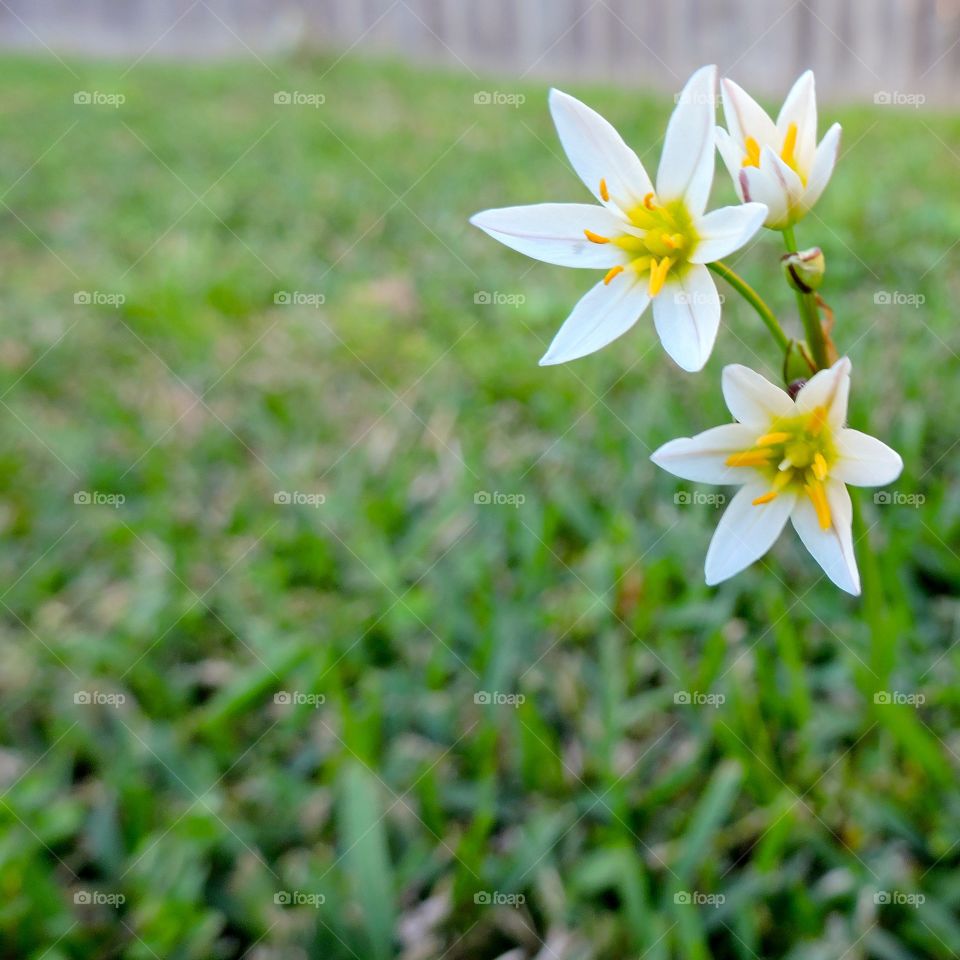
[583, 190, 698, 297]
[724, 405, 836, 528]
[741, 122, 806, 185]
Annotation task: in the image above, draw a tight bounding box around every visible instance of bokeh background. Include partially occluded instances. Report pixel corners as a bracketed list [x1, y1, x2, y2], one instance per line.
[1, 2, 959, 959]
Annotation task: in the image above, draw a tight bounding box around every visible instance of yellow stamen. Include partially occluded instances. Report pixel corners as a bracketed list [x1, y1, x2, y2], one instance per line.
[780, 122, 798, 169]
[599, 178, 610, 202]
[812, 451, 828, 482]
[808, 406, 828, 435]
[647, 257, 674, 297]
[604, 264, 625, 285]
[752, 491, 778, 506]
[755, 431, 792, 446]
[584, 229, 610, 245]
[725, 449, 775, 468]
[643, 192, 657, 210]
[742, 136, 761, 168]
[805, 480, 832, 530]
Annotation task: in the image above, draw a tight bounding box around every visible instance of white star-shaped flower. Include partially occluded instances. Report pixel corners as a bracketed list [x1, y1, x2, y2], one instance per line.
[470, 66, 767, 372]
[651, 358, 903, 594]
[716, 70, 842, 229]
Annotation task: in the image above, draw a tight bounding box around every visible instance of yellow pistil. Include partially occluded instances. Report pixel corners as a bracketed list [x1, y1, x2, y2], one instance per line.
[648, 257, 674, 297]
[604, 264, 625, 285]
[599, 178, 610, 202]
[805, 479, 832, 530]
[584, 229, 610, 245]
[742, 136, 761, 168]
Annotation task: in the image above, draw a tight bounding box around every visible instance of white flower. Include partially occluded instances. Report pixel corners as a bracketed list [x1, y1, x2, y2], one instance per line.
[651, 358, 902, 594]
[717, 70, 841, 230]
[470, 66, 767, 372]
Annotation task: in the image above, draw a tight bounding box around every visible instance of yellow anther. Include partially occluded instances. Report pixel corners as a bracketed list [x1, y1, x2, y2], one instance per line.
[755, 431, 792, 446]
[805, 480, 832, 530]
[812, 451, 828, 482]
[752, 491, 778, 506]
[643, 192, 657, 210]
[599, 178, 610, 202]
[584, 229, 611, 244]
[742, 136, 761, 168]
[780, 122, 798, 169]
[807, 406, 828, 435]
[603, 264, 625, 285]
[647, 257, 673, 297]
[726, 449, 775, 468]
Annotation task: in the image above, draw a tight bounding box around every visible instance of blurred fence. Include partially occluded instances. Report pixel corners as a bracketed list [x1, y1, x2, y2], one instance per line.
[1, 0, 959, 101]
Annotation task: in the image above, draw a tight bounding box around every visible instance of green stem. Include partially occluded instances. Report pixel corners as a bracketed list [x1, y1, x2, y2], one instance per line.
[781, 226, 829, 370]
[708, 260, 790, 354]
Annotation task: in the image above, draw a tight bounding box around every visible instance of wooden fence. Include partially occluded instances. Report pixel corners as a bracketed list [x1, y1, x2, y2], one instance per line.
[1, 0, 959, 102]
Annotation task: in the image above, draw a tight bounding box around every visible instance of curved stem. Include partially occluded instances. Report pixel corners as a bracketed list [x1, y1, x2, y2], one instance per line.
[781, 226, 830, 370]
[708, 260, 790, 353]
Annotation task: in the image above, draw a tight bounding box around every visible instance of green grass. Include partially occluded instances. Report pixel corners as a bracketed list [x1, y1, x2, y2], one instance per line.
[0, 50, 959, 960]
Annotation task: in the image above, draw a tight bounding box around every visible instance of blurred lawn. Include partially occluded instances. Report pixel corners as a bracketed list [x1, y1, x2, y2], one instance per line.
[1, 51, 959, 960]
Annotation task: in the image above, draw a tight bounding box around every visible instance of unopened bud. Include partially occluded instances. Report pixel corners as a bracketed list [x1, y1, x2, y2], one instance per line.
[781, 247, 825, 293]
[787, 379, 807, 400]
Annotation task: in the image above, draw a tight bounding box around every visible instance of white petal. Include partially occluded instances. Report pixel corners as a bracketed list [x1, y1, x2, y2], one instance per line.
[652, 264, 720, 372]
[656, 65, 717, 216]
[795, 356, 851, 429]
[470, 203, 631, 269]
[539, 275, 649, 365]
[549, 89, 653, 211]
[691, 202, 767, 264]
[651, 423, 760, 484]
[705, 482, 796, 585]
[722, 364, 794, 427]
[759, 145, 804, 219]
[776, 70, 817, 175]
[790, 479, 860, 594]
[739, 163, 790, 229]
[832, 429, 903, 487]
[715, 126, 746, 200]
[799, 122, 841, 216]
[720, 77, 778, 150]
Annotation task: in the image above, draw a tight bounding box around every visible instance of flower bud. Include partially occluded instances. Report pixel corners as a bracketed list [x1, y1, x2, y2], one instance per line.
[781, 247, 825, 293]
[787, 379, 807, 400]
